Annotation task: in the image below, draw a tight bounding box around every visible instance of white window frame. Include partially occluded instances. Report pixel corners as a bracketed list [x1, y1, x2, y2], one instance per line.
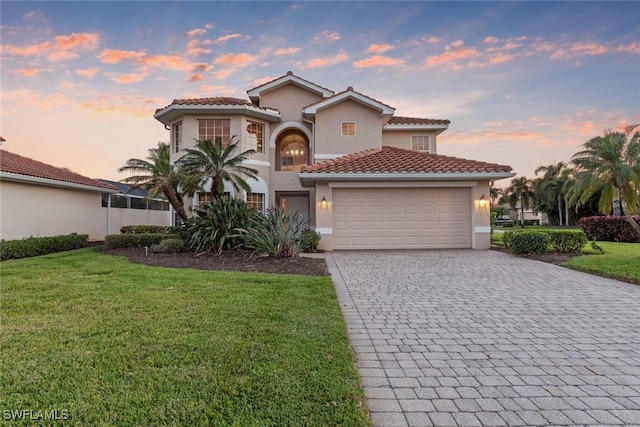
[198, 119, 231, 145]
[172, 121, 182, 153]
[341, 121, 356, 137]
[411, 135, 430, 152]
[246, 193, 265, 213]
[246, 121, 264, 153]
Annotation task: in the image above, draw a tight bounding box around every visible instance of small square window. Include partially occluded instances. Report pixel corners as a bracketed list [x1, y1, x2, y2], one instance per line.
[411, 135, 430, 152]
[247, 193, 265, 213]
[341, 122, 356, 137]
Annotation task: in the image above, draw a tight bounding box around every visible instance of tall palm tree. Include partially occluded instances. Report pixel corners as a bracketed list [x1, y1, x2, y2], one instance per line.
[505, 176, 535, 227]
[177, 136, 259, 200]
[535, 162, 573, 226]
[489, 185, 503, 206]
[118, 142, 190, 221]
[570, 125, 640, 237]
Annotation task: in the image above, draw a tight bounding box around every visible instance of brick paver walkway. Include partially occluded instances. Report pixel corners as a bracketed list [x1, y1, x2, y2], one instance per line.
[328, 250, 640, 427]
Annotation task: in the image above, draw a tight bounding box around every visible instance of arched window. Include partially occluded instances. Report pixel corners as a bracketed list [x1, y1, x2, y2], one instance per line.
[277, 130, 309, 171]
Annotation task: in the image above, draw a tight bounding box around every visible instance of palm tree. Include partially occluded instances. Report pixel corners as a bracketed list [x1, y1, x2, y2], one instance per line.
[570, 125, 640, 237]
[535, 162, 573, 226]
[177, 136, 259, 200]
[118, 142, 191, 221]
[489, 185, 503, 206]
[505, 176, 535, 227]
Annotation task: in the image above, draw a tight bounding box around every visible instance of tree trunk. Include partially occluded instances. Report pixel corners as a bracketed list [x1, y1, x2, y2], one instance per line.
[619, 197, 640, 238]
[520, 202, 525, 228]
[163, 185, 189, 221]
[557, 194, 563, 226]
[564, 196, 570, 226]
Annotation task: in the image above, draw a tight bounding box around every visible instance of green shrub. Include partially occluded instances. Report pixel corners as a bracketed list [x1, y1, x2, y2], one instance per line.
[548, 230, 587, 253]
[185, 197, 259, 254]
[502, 230, 516, 248]
[159, 238, 183, 253]
[120, 225, 172, 234]
[1, 234, 88, 261]
[503, 222, 515, 228]
[301, 229, 321, 251]
[243, 206, 307, 258]
[511, 232, 549, 255]
[104, 233, 167, 249]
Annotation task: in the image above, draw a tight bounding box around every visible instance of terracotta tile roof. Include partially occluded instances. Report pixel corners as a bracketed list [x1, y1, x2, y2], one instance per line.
[300, 146, 512, 174]
[246, 70, 334, 95]
[387, 116, 450, 125]
[0, 149, 117, 190]
[155, 97, 258, 114]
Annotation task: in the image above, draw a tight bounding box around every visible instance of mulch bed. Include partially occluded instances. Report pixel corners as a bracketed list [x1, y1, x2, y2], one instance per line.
[490, 245, 577, 265]
[100, 247, 330, 276]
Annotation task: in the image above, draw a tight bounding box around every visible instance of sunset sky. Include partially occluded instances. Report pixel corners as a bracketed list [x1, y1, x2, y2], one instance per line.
[1, 1, 638, 185]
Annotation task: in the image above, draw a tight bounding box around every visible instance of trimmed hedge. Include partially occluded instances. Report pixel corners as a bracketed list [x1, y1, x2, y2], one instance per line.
[104, 233, 167, 249]
[578, 216, 640, 243]
[1, 233, 88, 261]
[502, 229, 588, 254]
[548, 231, 588, 253]
[120, 225, 173, 234]
[511, 231, 550, 255]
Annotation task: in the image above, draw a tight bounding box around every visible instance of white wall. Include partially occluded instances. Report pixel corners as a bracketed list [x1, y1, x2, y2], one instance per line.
[1, 181, 171, 241]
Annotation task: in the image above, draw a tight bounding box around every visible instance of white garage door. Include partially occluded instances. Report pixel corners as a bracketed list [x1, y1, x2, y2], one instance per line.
[333, 187, 471, 249]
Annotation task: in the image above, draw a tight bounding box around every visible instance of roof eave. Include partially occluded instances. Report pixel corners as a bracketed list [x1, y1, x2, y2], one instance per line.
[303, 92, 395, 116]
[247, 75, 334, 100]
[154, 104, 282, 125]
[298, 171, 516, 187]
[383, 124, 449, 134]
[1, 172, 119, 193]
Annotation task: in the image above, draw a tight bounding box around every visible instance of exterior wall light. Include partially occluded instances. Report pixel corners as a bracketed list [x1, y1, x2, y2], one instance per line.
[479, 194, 487, 207]
[321, 196, 328, 209]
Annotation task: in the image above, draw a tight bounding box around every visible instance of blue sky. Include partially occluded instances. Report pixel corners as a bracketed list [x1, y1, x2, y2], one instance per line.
[1, 1, 638, 184]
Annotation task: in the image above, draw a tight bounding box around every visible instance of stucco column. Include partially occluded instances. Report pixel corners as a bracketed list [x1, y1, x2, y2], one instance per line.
[472, 181, 491, 249]
[314, 182, 333, 251]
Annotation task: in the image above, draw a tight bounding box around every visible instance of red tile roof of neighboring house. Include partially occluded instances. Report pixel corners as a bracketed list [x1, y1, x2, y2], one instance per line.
[300, 146, 512, 174]
[155, 97, 259, 114]
[0, 149, 117, 190]
[387, 116, 450, 125]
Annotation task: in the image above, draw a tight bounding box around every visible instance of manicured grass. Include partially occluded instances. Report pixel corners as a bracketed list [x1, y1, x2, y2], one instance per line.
[1, 248, 370, 426]
[562, 241, 640, 284]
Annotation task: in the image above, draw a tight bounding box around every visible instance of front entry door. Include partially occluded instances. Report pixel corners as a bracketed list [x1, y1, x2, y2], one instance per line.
[278, 194, 310, 229]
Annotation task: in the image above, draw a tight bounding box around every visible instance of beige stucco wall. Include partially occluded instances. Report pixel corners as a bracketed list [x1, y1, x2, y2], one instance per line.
[1, 181, 107, 241]
[314, 100, 383, 155]
[382, 130, 439, 153]
[259, 84, 324, 123]
[106, 206, 171, 235]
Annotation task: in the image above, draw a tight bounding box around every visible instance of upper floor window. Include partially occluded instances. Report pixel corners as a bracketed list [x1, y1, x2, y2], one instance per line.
[341, 122, 356, 137]
[172, 122, 182, 153]
[411, 135, 430, 152]
[246, 193, 265, 213]
[198, 192, 213, 205]
[198, 119, 230, 145]
[246, 121, 264, 153]
[277, 130, 309, 172]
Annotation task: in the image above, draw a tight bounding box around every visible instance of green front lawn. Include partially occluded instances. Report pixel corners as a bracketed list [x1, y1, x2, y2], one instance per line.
[1, 248, 370, 426]
[562, 241, 640, 284]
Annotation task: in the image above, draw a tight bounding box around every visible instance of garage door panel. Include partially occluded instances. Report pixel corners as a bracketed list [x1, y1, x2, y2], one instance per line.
[333, 187, 471, 249]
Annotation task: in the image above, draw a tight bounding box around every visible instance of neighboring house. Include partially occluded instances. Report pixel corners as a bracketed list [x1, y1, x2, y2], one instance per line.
[154, 71, 515, 250]
[507, 202, 545, 225]
[0, 149, 117, 241]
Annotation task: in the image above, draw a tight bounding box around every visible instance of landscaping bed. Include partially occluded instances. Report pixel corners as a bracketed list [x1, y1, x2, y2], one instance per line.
[101, 246, 329, 276]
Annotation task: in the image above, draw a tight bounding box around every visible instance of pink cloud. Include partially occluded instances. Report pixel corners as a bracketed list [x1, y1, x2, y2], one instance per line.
[76, 68, 98, 78]
[367, 43, 393, 54]
[81, 94, 165, 116]
[47, 51, 79, 61]
[15, 68, 45, 76]
[98, 49, 145, 63]
[212, 69, 234, 80]
[484, 36, 498, 44]
[2, 41, 51, 56]
[617, 42, 640, 54]
[185, 74, 204, 82]
[274, 47, 300, 55]
[425, 36, 441, 44]
[113, 73, 146, 84]
[185, 24, 212, 37]
[449, 40, 465, 48]
[353, 55, 404, 68]
[186, 39, 212, 56]
[312, 30, 341, 42]
[53, 32, 99, 50]
[425, 47, 479, 68]
[215, 34, 243, 43]
[489, 52, 516, 64]
[307, 51, 349, 68]
[570, 42, 609, 56]
[213, 53, 257, 67]
[140, 54, 191, 71]
[200, 84, 235, 95]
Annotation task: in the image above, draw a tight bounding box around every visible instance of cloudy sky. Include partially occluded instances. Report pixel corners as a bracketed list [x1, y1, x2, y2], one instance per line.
[1, 1, 638, 184]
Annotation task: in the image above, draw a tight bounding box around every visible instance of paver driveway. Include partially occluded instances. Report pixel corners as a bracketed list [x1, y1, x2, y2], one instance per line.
[328, 250, 640, 427]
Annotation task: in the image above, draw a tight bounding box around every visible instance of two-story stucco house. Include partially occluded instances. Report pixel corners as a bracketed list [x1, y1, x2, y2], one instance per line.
[154, 71, 515, 251]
